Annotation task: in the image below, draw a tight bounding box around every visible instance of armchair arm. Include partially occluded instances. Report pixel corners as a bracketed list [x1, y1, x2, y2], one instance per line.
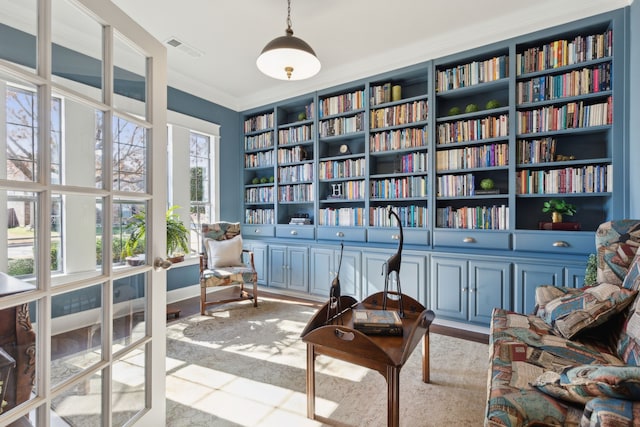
[199, 253, 207, 272]
[242, 249, 256, 270]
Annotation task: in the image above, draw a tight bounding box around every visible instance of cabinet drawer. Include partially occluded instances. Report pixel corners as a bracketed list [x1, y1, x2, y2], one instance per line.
[243, 224, 275, 238]
[513, 231, 593, 255]
[276, 226, 315, 240]
[433, 230, 511, 250]
[367, 228, 429, 246]
[317, 226, 366, 242]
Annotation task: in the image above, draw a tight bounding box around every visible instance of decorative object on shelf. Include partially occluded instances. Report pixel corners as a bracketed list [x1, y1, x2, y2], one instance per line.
[260, 177, 268, 184]
[486, 99, 501, 109]
[538, 221, 581, 231]
[391, 85, 402, 102]
[269, 175, 275, 183]
[480, 178, 495, 190]
[465, 103, 479, 113]
[382, 206, 405, 317]
[329, 183, 344, 199]
[339, 144, 350, 155]
[448, 106, 461, 116]
[256, 0, 321, 80]
[297, 111, 306, 121]
[555, 154, 576, 161]
[542, 199, 577, 223]
[123, 205, 190, 265]
[251, 177, 260, 184]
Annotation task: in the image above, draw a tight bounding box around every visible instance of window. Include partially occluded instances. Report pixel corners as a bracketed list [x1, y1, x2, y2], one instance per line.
[189, 131, 211, 253]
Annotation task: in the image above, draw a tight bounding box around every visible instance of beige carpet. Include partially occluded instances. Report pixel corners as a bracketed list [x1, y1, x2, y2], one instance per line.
[165, 298, 489, 427]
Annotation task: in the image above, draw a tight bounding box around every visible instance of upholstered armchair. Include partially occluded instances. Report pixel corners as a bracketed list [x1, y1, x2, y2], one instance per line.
[199, 222, 258, 314]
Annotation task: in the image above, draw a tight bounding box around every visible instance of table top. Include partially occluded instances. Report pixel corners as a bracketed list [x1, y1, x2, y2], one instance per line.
[0, 272, 35, 298]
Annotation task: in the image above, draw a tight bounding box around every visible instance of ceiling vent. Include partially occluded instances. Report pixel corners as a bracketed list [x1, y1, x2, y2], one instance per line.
[164, 37, 203, 58]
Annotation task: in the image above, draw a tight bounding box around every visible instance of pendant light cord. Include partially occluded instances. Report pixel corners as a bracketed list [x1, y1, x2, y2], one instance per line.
[286, 0, 293, 34]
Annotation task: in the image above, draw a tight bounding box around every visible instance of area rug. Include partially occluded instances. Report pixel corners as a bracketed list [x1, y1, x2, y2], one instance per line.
[165, 298, 489, 427]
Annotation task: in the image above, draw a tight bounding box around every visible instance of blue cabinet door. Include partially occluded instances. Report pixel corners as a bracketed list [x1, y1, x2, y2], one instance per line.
[430, 256, 467, 321]
[310, 248, 333, 296]
[268, 245, 287, 288]
[469, 260, 511, 324]
[514, 263, 564, 314]
[288, 247, 309, 292]
[362, 251, 424, 303]
[250, 243, 268, 285]
[335, 248, 361, 300]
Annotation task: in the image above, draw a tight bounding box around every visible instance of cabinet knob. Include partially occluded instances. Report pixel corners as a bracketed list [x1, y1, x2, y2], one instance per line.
[463, 237, 476, 243]
[336, 231, 344, 238]
[553, 241, 569, 247]
[469, 289, 475, 293]
[254, 228, 261, 233]
[391, 234, 399, 240]
[462, 287, 467, 292]
[290, 230, 298, 235]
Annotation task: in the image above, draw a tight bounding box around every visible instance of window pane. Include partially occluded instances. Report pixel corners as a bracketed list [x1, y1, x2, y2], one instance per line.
[51, 284, 103, 387]
[113, 273, 146, 350]
[112, 116, 146, 193]
[0, 0, 37, 73]
[51, 369, 103, 426]
[113, 31, 146, 117]
[4, 191, 39, 279]
[114, 200, 146, 266]
[112, 345, 147, 426]
[6, 84, 38, 183]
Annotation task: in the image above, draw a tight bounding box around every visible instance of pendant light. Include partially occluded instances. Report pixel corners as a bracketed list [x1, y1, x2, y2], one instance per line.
[256, 0, 321, 80]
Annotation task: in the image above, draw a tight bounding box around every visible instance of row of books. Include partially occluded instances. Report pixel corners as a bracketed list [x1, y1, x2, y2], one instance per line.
[244, 151, 274, 168]
[516, 29, 613, 75]
[517, 97, 612, 134]
[369, 82, 393, 106]
[516, 138, 557, 164]
[279, 183, 314, 203]
[318, 90, 365, 118]
[369, 126, 428, 152]
[436, 143, 509, 171]
[436, 173, 476, 197]
[516, 63, 611, 104]
[245, 187, 274, 204]
[326, 180, 366, 200]
[318, 207, 365, 226]
[436, 55, 509, 92]
[277, 146, 309, 164]
[516, 164, 612, 194]
[370, 100, 428, 129]
[278, 124, 313, 145]
[437, 114, 509, 145]
[370, 176, 427, 199]
[319, 158, 366, 180]
[244, 208, 275, 225]
[319, 112, 365, 137]
[369, 205, 428, 228]
[244, 132, 273, 151]
[244, 112, 274, 133]
[279, 163, 313, 182]
[436, 204, 509, 230]
[396, 151, 428, 173]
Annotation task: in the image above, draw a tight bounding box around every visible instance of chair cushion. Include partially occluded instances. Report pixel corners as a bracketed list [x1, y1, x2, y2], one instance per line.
[536, 283, 637, 339]
[206, 235, 244, 268]
[202, 266, 256, 288]
[622, 251, 640, 291]
[595, 220, 640, 286]
[581, 397, 640, 427]
[533, 365, 640, 405]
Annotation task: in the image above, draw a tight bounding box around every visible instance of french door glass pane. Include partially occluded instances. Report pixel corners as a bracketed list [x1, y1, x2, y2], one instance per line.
[4, 191, 39, 279]
[112, 345, 147, 426]
[51, 0, 103, 101]
[112, 115, 147, 193]
[51, 283, 103, 387]
[113, 273, 146, 350]
[113, 31, 146, 118]
[0, 0, 37, 73]
[5, 80, 39, 183]
[51, 369, 103, 426]
[113, 200, 146, 266]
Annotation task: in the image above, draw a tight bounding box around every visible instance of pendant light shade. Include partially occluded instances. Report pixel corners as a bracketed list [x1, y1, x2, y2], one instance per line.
[256, 0, 321, 80]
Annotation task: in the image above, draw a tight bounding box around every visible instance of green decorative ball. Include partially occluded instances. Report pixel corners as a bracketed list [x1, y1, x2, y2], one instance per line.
[260, 177, 268, 184]
[298, 112, 306, 121]
[486, 99, 501, 109]
[465, 103, 479, 113]
[269, 176, 274, 183]
[251, 177, 259, 184]
[480, 178, 495, 190]
[448, 106, 461, 116]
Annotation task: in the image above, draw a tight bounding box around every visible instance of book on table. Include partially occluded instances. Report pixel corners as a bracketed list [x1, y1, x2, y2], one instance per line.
[352, 309, 403, 336]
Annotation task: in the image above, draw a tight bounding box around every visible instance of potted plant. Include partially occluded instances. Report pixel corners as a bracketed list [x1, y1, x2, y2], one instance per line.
[123, 205, 190, 265]
[542, 199, 577, 223]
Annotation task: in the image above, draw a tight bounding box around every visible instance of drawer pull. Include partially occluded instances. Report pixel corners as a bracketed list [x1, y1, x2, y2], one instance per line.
[254, 229, 261, 233]
[290, 230, 298, 236]
[391, 234, 399, 240]
[463, 237, 476, 243]
[336, 231, 344, 238]
[553, 240, 569, 247]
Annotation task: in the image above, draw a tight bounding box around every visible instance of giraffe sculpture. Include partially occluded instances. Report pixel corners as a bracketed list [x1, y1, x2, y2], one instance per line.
[326, 242, 344, 324]
[382, 206, 405, 317]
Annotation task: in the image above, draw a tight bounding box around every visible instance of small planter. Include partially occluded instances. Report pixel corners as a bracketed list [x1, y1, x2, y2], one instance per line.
[168, 255, 184, 264]
[126, 255, 145, 266]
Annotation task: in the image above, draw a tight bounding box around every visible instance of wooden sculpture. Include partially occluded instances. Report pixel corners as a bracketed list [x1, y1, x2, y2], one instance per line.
[382, 206, 405, 317]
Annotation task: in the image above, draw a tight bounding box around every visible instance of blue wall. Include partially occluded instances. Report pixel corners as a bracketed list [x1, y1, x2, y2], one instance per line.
[630, 2, 640, 218]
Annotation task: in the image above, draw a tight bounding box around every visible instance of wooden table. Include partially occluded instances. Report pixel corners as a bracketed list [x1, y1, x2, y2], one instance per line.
[300, 292, 435, 427]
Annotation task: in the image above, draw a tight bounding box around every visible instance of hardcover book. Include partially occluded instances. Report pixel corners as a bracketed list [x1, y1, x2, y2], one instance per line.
[352, 309, 403, 336]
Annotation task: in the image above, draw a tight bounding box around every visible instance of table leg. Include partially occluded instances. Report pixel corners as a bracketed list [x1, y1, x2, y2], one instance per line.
[387, 365, 400, 427]
[422, 331, 430, 383]
[306, 343, 316, 419]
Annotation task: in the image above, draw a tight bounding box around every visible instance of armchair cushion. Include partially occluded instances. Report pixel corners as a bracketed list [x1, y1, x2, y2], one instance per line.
[205, 235, 244, 268]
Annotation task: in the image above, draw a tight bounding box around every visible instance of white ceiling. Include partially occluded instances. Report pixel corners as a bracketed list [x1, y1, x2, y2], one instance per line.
[33, 1, 640, 112]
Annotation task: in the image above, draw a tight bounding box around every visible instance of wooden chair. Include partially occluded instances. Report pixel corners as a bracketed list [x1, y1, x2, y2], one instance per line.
[199, 222, 258, 314]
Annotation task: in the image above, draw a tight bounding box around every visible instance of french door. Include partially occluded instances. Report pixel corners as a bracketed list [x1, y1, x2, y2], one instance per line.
[0, 0, 167, 425]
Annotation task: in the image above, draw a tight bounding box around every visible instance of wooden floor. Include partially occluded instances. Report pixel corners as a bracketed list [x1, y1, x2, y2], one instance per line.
[167, 290, 489, 344]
